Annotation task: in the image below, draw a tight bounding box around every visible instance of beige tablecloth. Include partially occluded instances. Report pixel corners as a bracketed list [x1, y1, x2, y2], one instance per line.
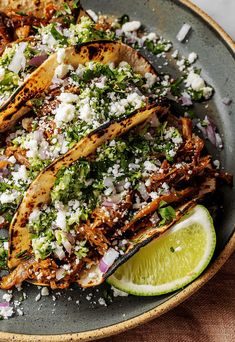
[101, 252, 235, 342]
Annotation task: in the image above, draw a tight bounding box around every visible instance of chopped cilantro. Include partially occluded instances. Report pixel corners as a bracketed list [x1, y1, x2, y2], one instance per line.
[50, 26, 68, 45]
[158, 204, 176, 225]
[63, 3, 72, 15]
[170, 78, 184, 96]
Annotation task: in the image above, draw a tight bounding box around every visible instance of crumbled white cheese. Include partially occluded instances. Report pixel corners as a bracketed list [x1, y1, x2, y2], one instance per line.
[144, 160, 158, 172]
[176, 58, 186, 71]
[98, 298, 107, 306]
[16, 308, 24, 316]
[213, 160, 220, 169]
[54, 103, 76, 126]
[29, 208, 41, 223]
[185, 71, 213, 99]
[41, 32, 57, 49]
[0, 191, 19, 204]
[41, 287, 49, 296]
[188, 52, 197, 64]
[122, 21, 141, 32]
[145, 72, 157, 88]
[176, 23, 191, 42]
[2, 294, 12, 302]
[8, 155, 16, 164]
[186, 71, 205, 91]
[203, 86, 213, 99]
[111, 286, 128, 297]
[0, 305, 14, 319]
[11, 165, 28, 185]
[35, 293, 41, 302]
[55, 210, 67, 230]
[171, 50, 179, 59]
[54, 64, 71, 79]
[0, 216, 4, 224]
[78, 97, 96, 122]
[57, 48, 66, 64]
[145, 32, 157, 41]
[8, 42, 28, 74]
[149, 192, 158, 200]
[58, 92, 79, 103]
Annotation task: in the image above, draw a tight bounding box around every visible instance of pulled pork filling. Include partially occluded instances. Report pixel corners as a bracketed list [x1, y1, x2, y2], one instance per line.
[1, 113, 231, 290]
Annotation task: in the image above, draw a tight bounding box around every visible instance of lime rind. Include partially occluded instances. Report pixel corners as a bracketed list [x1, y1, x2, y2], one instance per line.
[107, 205, 216, 296]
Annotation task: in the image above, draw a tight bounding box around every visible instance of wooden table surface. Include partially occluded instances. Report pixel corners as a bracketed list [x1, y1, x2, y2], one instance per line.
[100, 252, 235, 342]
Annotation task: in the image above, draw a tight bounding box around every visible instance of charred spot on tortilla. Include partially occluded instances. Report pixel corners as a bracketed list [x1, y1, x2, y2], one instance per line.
[88, 46, 99, 59]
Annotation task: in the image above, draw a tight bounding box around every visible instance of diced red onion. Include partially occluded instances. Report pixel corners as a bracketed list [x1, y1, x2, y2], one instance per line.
[215, 132, 223, 148]
[55, 268, 65, 280]
[151, 212, 160, 225]
[66, 233, 75, 245]
[54, 247, 65, 260]
[138, 182, 149, 200]
[115, 29, 123, 37]
[197, 116, 222, 147]
[28, 54, 48, 67]
[102, 200, 114, 207]
[33, 130, 43, 142]
[196, 122, 207, 136]
[206, 121, 216, 146]
[176, 23, 191, 42]
[148, 113, 160, 128]
[104, 177, 113, 187]
[99, 259, 109, 273]
[222, 97, 232, 105]
[180, 95, 193, 106]
[62, 240, 72, 255]
[144, 132, 154, 141]
[0, 302, 9, 308]
[109, 193, 123, 204]
[99, 248, 119, 273]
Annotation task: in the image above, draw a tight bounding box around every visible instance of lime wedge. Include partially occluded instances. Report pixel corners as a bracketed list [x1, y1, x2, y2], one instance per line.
[107, 205, 216, 296]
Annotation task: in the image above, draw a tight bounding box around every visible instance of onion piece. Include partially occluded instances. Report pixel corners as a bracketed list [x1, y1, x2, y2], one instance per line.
[86, 9, 98, 22]
[0, 302, 9, 308]
[99, 248, 119, 273]
[148, 113, 160, 128]
[206, 122, 216, 146]
[138, 182, 149, 200]
[62, 240, 72, 255]
[222, 97, 232, 105]
[102, 201, 114, 207]
[180, 94, 193, 106]
[54, 246, 65, 260]
[28, 54, 48, 67]
[55, 268, 65, 280]
[197, 116, 222, 148]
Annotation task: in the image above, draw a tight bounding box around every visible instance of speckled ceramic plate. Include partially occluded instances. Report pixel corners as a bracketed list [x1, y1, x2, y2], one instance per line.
[0, 0, 234, 341]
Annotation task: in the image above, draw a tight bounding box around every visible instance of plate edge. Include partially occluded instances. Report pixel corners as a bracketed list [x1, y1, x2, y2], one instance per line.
[0, 0, 234, 340]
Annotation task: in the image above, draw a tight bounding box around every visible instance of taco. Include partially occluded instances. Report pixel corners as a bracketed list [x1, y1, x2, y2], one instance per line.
[1, 108, 224, 290]
[0, 5, 115, 118]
